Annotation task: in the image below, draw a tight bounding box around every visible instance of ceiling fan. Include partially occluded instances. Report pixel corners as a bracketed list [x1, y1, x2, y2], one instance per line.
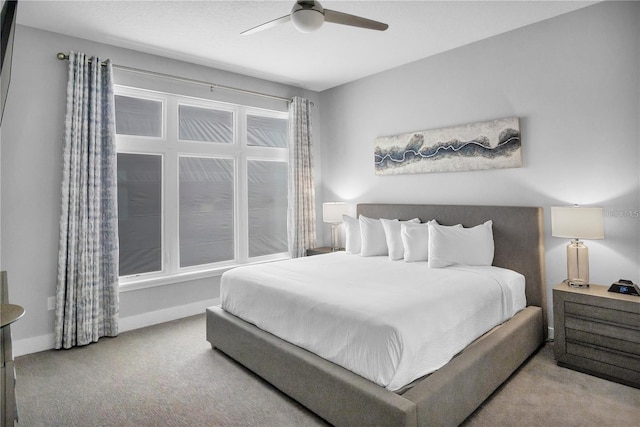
[241, 0, 389, 35]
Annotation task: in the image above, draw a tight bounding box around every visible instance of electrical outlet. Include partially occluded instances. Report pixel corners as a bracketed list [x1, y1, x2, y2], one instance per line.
[47, 296, 56, 311]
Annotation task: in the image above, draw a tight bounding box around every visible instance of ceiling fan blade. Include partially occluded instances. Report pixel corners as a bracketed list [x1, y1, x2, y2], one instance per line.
[241, 14, 291, 35]
[324, 9, 388, 31]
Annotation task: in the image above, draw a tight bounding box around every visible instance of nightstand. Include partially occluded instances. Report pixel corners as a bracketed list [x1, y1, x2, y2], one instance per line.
[553, 282, 640, 388]
[306, 247, 343, 256]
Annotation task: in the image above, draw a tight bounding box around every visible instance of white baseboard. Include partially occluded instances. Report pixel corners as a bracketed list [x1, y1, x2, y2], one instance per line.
[118, 298, 219, 332]
[13, 333, 56, 357]
[13, 298, 220, 357]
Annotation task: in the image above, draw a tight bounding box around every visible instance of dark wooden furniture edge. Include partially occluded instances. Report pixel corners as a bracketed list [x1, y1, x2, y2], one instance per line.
[1, 271, 19, 426]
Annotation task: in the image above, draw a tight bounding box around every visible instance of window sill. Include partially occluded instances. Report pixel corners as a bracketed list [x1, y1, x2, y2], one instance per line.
[119, 267, 229, 293]
[118, 256, 289, 293]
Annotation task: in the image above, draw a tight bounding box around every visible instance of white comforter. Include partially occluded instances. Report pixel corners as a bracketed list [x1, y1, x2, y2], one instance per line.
[220, 252, 526, 391]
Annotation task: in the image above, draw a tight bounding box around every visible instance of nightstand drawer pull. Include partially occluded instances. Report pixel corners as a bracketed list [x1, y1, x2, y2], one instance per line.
[565, 302, 640, 330]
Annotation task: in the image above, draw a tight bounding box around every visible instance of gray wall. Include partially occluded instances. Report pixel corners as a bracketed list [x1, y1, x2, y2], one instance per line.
[0, 25, 320, 354]
[318, 1, 640, 331]
[3, 2, 638, 352]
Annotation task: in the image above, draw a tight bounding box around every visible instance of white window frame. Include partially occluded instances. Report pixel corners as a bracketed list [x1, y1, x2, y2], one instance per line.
[115, 85, 289, 292]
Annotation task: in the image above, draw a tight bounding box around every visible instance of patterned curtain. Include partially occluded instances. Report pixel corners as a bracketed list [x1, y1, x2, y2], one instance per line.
[287, 97, 317, 258]
[55, 51, 119, 349]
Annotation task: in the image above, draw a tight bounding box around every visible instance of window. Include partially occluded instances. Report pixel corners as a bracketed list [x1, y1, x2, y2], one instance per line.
[115, 86, 289, 286]
[114, 95, 163, 137]
[117, 153, 163, 276]
[247, 160, 288, 257]
[247, 114, 288, 147]
[178, 105, 233, 143]
[179, 156, 235, 267]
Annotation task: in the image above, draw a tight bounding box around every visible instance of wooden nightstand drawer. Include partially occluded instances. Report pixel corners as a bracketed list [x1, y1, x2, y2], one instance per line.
[566, 342, 640, 372]
[558, 354, 640, 387]
[566, 328, 640, 354]
[565, 301, 640, 328]
[565, 316, 640, 343]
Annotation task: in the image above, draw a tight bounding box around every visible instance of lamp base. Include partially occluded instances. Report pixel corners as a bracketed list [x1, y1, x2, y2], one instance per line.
[330, 223, 341, 251]
[567, 279, 589, 288]
[566, 239, 590, 286]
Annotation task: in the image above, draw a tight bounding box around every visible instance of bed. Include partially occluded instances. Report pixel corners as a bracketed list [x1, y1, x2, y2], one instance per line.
[206, 204, 547, 426]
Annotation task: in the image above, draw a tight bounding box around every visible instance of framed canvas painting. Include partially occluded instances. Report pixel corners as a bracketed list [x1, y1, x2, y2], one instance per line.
[374, 117, 522, 175]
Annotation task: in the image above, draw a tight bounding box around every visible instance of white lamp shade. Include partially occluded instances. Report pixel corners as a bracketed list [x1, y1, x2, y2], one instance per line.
[323, 202, 347, 223]
[551, 206, 604, 239]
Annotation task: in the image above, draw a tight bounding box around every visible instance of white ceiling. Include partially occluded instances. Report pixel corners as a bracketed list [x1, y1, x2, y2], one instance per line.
[17, 0, 596, 92]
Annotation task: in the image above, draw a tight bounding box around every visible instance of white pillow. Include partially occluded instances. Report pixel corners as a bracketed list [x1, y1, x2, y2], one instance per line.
[401, 221, 463, 262]
[343, 215, 361, 254]
[381, 218, 420, 260]
[359, 215, 389, 257]
[401, 222, 431, 262]
[428, 220, 495, 268]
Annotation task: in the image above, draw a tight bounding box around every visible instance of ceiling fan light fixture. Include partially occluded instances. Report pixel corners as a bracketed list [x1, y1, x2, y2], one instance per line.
[241, 0, 388, 36]
[291, 8, 324, 33]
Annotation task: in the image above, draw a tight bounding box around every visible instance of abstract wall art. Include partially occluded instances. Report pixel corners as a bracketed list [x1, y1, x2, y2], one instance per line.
[374, 117, 522, 175]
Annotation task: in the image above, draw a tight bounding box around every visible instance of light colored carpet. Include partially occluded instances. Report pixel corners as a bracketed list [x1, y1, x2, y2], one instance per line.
[462, 339, 640, 427]
[14, 314, 640, 426]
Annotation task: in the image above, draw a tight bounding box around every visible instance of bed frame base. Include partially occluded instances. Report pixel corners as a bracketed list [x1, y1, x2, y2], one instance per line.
[207, 305, 543, 427]
[208, 203, 546, 425]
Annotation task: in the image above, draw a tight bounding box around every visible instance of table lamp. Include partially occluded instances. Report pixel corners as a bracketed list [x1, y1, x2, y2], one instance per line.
[551, 205, 604, 287]
[322, 202, 347, 251]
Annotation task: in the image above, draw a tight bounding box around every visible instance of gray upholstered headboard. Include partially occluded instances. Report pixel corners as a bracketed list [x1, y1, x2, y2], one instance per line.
[356, 204, 547, 329]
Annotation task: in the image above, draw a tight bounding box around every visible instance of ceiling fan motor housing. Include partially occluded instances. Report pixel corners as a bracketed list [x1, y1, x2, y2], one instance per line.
[291, 1, 325, 33]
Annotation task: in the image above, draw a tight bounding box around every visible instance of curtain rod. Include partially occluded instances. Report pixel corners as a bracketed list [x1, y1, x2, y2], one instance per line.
[56, 52, 296, 105]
